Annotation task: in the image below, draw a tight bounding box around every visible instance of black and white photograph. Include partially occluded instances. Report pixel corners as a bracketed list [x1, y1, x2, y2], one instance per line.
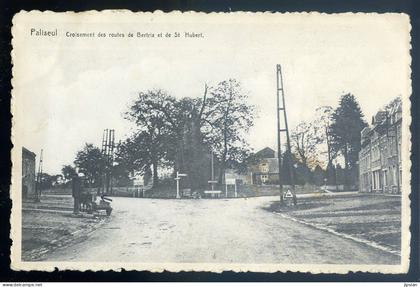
[10, 11, 411, 273]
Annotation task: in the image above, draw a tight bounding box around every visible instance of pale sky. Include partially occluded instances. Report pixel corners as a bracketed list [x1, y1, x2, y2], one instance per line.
[13, 12, 410, 174]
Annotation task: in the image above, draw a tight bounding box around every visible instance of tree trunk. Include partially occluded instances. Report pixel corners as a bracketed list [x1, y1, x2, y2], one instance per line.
[218, 157, 226, 185]
[218, 83, 233, 186]
[325, 126, 332, 164]
[218, 126, 228, 185]
[302, 156, 307, 169]
[152, 161, 159, 187]
[343, 144, 349, 189]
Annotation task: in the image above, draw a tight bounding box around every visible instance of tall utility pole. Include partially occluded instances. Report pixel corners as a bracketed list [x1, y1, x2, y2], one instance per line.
[276, 64, 295, 204]
[35, 149, 43, 202]
[101, 129, 115, 195]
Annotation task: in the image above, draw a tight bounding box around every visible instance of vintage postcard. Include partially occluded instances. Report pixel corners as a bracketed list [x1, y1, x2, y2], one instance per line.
[10, 11, 411, 273]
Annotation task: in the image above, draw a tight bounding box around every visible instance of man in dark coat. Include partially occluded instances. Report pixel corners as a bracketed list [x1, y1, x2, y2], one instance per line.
[72, 174, 82, 214]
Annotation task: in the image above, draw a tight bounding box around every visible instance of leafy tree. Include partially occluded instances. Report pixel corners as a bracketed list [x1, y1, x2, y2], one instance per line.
[179, 111, 211, 191]
[335, 164, 346, 185]
[117, 130, 167, 188]
[294, 162, 311, 185]
[311, 165, 325, 186]
[111, 161, 131, 187]
[173, 89, 212, 191]
[330, 94, 367, 187]
[326, 161, 337, 186]
[61, 165, 77, 183]
[143, 166, 152, 186]
[37, 172, 54, 190]
[280, 148, 297, 186]
[205, 79, 256, 184]
[124, 90, 178, 187]
[74, 143, 105, 187]
[51, 174, 64, 187]
[124, 81, 256, 191]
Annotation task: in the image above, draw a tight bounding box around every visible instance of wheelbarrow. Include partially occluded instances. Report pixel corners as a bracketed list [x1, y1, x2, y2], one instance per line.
[91, 195, 113, 216]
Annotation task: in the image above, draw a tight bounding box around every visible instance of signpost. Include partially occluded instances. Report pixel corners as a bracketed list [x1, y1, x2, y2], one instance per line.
[204, 190, 222, 198]
[203, 152, 223, 198]
[176, 172, 187, 199]
[284, 190, 293, 198]
[283, 189, 297, 206]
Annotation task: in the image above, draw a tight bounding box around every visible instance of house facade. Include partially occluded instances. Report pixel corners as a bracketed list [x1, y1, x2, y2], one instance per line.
[359, 99, 402, 194]
[249, 147, 280, 185]
[22, 147, 36, 199]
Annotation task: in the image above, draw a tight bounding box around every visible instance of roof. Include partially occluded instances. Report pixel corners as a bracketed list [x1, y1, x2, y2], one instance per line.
[255, 147, 275, 158]
[360, 97, 402, 146]
[390, 99, 402, 114]
[373, 111, 387, 125]
[361, 127, 371, 139]
[22, 147, 36, 159]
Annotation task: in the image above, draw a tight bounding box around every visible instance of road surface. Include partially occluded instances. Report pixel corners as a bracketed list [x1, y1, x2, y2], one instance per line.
[45, 196, 399, 264]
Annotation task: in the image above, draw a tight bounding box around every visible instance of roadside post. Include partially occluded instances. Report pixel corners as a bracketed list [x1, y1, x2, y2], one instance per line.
[225, 178, 237, 198]
[208, 180, 218, 189]
[204, 151, 222, 198]
[324, 178, 327, 192]
[208, 180, 218, 197]
[176, 172, 187, 199]
[133, 178, 144, 198]
[284, 189, 297, 206]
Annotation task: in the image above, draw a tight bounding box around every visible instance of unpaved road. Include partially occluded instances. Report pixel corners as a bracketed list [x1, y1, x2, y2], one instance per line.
[44, 196, 399, 264]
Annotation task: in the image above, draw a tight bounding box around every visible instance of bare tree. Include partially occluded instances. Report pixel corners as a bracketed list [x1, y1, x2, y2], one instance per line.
[290, 121, 321, 169]
[314, 106, 338, 168]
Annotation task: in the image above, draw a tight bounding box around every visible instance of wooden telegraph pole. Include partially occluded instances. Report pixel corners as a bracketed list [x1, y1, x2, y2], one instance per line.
[276, 64, 295, 204]
[35, 149, 43, 203]
[101, 129, 115, 195]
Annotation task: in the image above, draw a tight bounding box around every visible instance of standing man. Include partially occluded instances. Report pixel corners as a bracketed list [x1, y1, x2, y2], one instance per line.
[72, 174, 82, 214]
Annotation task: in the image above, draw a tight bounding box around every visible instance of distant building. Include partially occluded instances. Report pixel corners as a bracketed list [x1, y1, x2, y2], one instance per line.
[255, 147, 276, 158]
[224, 168, 249, 184]
[22, 147, 36, 199]
[359, 98, 402, 193]
[249, 147, 280, 185]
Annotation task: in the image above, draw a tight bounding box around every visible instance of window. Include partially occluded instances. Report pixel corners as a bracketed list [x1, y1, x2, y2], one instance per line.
[260, 163, 269, 173]
[392, 166, 397, 185]
[378, 171, 383, 190]
[399, 169, 402, 187]
[383, 170, 388, 188]
[261, 175, 268, 183]
[372, 172, 376, 190]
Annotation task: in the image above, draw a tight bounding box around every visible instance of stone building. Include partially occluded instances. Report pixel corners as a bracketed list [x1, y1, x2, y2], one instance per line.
[359, 98, 402, 193]
[22, 147, 36, 199]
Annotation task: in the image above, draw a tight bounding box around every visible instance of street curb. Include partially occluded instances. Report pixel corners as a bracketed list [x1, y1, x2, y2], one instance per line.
[275, 212, 401, 257]
[22, 208, 72, 214]
[23, 214, 110, 261]
[296, 192, 359, 199]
